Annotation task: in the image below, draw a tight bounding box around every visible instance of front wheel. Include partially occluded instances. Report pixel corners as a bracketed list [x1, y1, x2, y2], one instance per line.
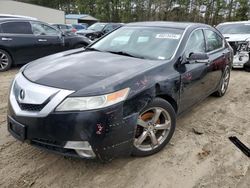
[214, 65, 230, 97]
[132, 98, 176, 157]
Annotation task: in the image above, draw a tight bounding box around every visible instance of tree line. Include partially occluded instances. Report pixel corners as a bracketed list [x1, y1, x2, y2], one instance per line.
[17, 0, 250, 25]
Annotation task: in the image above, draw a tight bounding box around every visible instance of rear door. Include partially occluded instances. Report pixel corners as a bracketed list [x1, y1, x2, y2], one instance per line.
[0, 21, 38, 64]
[203, 29, 230, 93]
[30, 21, 64, 58]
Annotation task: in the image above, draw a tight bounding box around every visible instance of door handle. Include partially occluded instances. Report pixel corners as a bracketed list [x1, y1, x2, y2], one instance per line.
[1, 37, 13, 41]
[197, 59, 210, 65]
[38, 39, 47, 42]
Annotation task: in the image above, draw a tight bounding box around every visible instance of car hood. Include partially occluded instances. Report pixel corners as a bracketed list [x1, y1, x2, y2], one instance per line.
[223, 34, 250, 42]
[23, 51, 161, 96]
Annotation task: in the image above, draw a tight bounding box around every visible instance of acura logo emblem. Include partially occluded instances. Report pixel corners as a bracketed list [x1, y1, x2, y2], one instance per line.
[19, 89, 25, 100]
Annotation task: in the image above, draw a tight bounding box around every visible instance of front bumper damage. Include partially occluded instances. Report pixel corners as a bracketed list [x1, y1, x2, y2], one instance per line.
[8, 104, 138, 161]
[7, 73, 139, 161]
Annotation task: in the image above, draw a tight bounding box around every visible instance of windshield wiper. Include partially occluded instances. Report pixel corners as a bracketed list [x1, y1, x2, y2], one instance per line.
[85, 47, 101, 52]
[106, 51, 144, 59]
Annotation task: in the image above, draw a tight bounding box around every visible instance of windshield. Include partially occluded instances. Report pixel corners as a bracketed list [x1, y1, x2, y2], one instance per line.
[217, 23, 250, 34]
[88, 23, 106, 31]
[91, 26, 183, 60]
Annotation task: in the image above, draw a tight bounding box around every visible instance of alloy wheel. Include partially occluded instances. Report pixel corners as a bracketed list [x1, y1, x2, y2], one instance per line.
[134, 107, 171, 151]
[221, 67, 230, 94]
[0, 51, 9, 70]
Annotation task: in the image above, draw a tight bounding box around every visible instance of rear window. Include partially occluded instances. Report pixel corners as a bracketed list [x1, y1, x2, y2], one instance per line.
[1, 22, 32, 34]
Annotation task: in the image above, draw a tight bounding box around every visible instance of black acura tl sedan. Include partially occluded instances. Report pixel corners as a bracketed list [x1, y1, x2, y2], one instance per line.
[7, 22, 233, 161]
[0, 18, 91, 72]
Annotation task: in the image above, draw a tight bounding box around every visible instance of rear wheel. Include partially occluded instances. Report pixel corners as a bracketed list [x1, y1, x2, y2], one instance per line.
[214, 65, 230, 97]
[0, 49, 12, 72]
[132, 98, 176, 157]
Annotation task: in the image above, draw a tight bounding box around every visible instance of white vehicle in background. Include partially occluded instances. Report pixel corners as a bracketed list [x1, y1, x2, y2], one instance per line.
[0, 14, 37, 20]
[216, 21, 250, 71]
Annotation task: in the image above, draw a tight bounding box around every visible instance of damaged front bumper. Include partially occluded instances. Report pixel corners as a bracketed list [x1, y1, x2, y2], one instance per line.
[7, 104, 138, 161]
[228, 41, 250, 68]
[232, 52, 249, 68]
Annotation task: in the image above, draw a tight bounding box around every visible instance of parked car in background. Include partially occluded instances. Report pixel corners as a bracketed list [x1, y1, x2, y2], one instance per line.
[7, 22, 232, 161]
[72, 23, 88, 31]
[76, 22, 123, 40]
[0, 18, 91, 71]
[51, 24, 77, 34]
[216, 21, 250, 71]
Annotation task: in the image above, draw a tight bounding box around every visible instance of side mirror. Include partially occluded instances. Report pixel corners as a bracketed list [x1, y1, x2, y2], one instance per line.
[189, 52, 209, 61]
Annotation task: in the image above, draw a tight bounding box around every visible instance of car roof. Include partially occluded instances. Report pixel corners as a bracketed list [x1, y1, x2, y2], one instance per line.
[126, 21, 209, 29]
[0, 18, 33, 22]
[0, 14, 37, 20]
[218, 21, 250, 25]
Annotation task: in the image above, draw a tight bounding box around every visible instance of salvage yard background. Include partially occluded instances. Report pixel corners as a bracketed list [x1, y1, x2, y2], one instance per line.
[0, 69, 249, 188]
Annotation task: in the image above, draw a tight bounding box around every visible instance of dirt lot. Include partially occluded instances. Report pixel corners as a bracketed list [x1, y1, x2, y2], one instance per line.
[0, 68, 249, 188]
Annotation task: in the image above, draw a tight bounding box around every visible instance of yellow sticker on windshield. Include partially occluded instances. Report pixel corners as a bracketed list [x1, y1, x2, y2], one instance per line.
[155, 33, 181, 39]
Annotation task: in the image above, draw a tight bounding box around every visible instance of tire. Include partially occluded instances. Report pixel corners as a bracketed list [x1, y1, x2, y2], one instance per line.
[214, 65, 230, 97]
[0, 49, 12, 72]
[132, 97, 176, 157]
[74, 43, 87, 49]
[244, 62, 250, 72]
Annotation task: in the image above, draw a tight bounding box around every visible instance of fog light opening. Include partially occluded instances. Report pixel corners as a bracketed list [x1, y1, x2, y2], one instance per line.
[75, 149, 96, 158]
[64, 141, 96, 158]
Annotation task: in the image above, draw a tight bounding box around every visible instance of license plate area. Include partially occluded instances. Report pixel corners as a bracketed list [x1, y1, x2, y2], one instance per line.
[8, 116, 26, 141]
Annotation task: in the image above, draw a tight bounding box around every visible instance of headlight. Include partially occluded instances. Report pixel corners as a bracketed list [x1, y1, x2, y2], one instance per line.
[56, 88, 130, 111]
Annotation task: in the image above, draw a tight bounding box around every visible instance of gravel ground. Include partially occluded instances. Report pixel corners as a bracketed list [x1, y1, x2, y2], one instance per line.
[0, 68, 249, 188]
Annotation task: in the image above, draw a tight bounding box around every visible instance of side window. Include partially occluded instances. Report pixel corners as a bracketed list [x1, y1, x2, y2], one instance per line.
[1, 22, 32, 34]
[31, 22, 59, 36]
[204, 30, 223, 52]
[185, 30, 206, 57]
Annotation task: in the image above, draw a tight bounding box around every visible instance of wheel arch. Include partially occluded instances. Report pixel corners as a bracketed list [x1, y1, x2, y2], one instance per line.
[156, 94, 178, 113]
[155, 83, 178, 113]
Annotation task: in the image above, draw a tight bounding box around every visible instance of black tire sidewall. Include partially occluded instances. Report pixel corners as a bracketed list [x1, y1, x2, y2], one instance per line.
[244, 63, 250, 72]
[0, 49, 12, 72]
[132, 97, 176, 157]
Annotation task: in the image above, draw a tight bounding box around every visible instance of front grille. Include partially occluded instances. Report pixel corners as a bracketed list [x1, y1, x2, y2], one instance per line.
[18, 102, 47, 112]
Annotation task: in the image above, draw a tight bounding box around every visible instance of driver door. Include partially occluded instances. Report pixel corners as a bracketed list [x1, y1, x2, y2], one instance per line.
[179, 29, 209, 112]
[30, 22, 64, 59]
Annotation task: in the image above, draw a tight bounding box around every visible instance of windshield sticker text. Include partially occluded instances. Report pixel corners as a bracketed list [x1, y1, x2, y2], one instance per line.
[155, 33, 181, 39]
